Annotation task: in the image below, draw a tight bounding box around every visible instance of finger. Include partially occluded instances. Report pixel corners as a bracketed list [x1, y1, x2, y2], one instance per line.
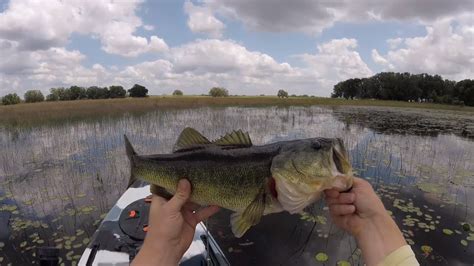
[168, 179, 191, 211]
[195, 205, 220, 223]
[329, 204, 356, 216]
[332, 192, 355, 204]
[152, 194, 168, 206]
[324, 189, 339, 198]
[325, 193, 355, 205]
[183, 201, 201, 212]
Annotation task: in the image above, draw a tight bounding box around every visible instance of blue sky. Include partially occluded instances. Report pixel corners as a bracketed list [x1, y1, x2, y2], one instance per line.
[0, 0, 472, 96]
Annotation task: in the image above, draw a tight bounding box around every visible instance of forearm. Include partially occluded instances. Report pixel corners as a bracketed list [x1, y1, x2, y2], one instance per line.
[355, 213, 407, 266]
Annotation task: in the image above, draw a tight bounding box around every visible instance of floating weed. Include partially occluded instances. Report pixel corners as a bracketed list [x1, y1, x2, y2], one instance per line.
[442, 229, 453, 235]
[417, 183, 445, 195]
[20, 241, 27, 248]
[76, 193, 86, 198]
[315, 252, 328, 262]
[82, 238, 90, 245]
[460, 240, 468, 247]
[300, 212, 327, 224]
[23, 199, 34, 205]
[0, 242, 4, 248]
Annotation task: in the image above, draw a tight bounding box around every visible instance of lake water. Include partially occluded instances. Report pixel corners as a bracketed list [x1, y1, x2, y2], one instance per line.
[0, 106, 473, 265]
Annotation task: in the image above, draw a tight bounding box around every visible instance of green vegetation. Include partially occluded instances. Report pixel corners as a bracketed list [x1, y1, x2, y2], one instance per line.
[332, 72, 474, 106]
[128, 84, 148, 97]
[24, 90, 45, 103]
[1, 96, 473, 128]
[209, 87, 229, 97]
[108, 86, 126, 98]
[277, 89, 288, 98]
[172, 89, 184, 96]
[2, 93, 21, 105]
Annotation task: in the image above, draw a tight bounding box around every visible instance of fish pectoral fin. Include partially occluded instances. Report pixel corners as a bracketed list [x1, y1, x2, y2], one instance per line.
[213, 130, 252, 148]
[230, 189, 265, 238]
[150, 184, 173, 200]
[173, 127, 211, 152]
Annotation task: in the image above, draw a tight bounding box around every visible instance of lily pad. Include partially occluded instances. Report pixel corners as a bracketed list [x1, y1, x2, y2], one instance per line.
[421, 245, 433, 253]
[442, 229, 453, 235]
[315, 252, 328, 262]
[337, 260, 351, 266]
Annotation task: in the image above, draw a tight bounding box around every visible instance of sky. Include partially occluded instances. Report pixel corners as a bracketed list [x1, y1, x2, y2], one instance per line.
[0, 0, 472, 97]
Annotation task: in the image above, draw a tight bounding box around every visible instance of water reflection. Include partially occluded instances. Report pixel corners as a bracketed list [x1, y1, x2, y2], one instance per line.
[0, 106, 473, 265]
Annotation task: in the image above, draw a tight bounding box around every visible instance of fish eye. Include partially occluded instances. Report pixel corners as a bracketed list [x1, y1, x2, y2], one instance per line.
[311, 141, 321, 150]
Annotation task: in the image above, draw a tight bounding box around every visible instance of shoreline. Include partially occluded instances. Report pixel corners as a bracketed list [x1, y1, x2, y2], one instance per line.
[1, 96, 473, 127]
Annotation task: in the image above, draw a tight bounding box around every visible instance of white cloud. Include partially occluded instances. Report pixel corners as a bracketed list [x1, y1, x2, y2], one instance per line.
[143, 24, 155, 31]
[203, 0, 472, 34]
[387, 38, 403, 49]
[184, 0, 225, 38]
[371, 49, 392, 68]
[0, 0, 167, 57]
[298, 39, 373, 81]
[373, 15, 473, 80]
[1, 37, 373, 97]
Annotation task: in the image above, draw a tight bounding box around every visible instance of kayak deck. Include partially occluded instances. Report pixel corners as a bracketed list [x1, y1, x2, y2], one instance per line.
[79, 183, 229, 265]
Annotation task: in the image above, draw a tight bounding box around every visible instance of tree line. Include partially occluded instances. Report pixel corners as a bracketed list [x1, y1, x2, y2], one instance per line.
[1, 84, 149, 105]
[0, 86, 234, 105]
[331, 72, 474, 106]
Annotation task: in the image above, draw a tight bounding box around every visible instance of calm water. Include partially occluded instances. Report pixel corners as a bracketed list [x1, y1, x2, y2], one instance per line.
[0, 106, 473, 265]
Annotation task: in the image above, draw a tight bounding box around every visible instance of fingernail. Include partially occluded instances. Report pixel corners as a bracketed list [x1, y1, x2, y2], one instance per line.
[179, 179, 190, 191]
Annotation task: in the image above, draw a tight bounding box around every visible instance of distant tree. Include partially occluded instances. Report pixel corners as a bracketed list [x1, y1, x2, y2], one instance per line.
[69, 86, 87, 100]
[331, 72, 473, 106]
[2, 93, 21, 105]
[454, 79, 474, 106]
[128, 84, 148, 97]
[172, 89, 183, 96]
[24, 90, 45, 103]
[46, 94, 58, 101]
[109, 86, 126, 98]
[290, 94, 297, 97]
[209, 87, 229, 97]
[46, 87, 72, 101]
[87, 86, 110, 99]
[277, 89, 288, 98]
[46, 88, 60, 101]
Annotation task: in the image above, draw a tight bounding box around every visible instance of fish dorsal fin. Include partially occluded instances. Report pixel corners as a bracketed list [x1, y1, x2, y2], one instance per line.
[213, 130, 252, 148]
[173, 127, 211, 152]
[230, 187, 265, 238]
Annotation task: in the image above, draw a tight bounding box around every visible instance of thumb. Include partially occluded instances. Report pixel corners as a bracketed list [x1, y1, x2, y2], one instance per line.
[168, 179, 191, 211]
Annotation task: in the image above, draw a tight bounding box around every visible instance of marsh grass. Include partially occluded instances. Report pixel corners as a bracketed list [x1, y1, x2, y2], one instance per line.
[1, 96, 473, 127]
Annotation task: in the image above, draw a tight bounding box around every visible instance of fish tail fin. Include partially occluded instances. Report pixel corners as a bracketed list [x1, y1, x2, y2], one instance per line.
[124, 134, 138, 188]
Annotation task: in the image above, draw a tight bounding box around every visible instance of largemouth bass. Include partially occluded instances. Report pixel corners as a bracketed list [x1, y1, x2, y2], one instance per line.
[124, 127, 353, 237]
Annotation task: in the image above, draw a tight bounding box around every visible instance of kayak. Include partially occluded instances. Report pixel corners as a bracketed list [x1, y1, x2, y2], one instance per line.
[78, 181, 230, 266]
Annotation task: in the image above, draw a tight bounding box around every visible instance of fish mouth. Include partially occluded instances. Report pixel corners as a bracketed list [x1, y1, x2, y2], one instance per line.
[333, 147, 345, 174]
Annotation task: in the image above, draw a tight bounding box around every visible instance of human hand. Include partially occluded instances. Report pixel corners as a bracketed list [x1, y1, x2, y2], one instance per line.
[324, 176, 387, 238]
[132, 179, 220, 266]
[324, 177, 406, 265]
